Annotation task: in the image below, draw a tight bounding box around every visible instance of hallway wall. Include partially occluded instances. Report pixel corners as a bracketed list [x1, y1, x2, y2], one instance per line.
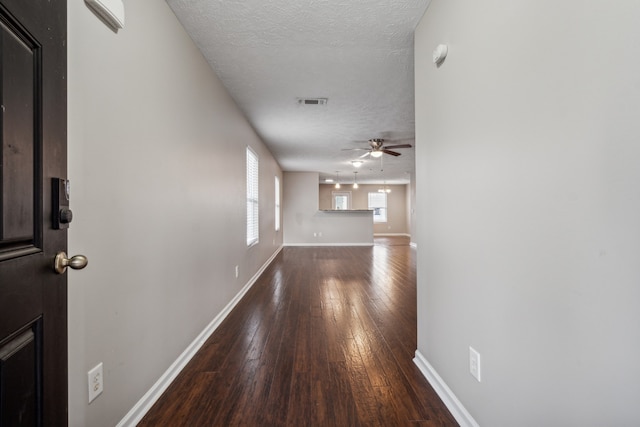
[415, 1, 640, 426]
[67, 1, 281, 425]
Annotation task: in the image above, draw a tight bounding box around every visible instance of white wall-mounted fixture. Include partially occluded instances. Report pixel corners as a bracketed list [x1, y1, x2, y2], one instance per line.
[469, 346, 481, 382]
[87, 363, 104, 403]
[85, 0, 125, 30]
[432, 44, 448, 66]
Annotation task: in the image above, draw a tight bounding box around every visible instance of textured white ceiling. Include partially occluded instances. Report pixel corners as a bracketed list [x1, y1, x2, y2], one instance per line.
[166, 0, 430, 184]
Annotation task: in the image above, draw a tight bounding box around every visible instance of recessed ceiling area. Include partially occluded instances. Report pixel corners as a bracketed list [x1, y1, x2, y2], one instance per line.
[166, 0, 430, 184]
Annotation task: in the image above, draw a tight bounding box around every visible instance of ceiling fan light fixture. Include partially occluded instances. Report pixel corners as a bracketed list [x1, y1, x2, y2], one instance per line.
[371, 150, 383, 158]
[351, 160, 363, 167]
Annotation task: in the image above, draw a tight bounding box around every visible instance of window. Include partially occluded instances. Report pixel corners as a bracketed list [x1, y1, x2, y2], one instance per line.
[246, 147, 259, 246]
[368, 192, 387, 223]
[332, 191, 351, 210]
[275, 176, 280, 231]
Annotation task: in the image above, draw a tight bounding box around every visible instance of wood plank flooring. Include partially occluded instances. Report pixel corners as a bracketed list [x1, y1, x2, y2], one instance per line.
[139, 237, 458, 426]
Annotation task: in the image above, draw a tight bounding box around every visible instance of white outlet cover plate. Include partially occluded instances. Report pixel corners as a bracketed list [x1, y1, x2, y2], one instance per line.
[88, 362, 104, 403]
[469, 346, 481, 382]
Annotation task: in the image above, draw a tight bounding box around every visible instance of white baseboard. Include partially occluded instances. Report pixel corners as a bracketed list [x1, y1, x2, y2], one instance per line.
[373, 233, 411, 237]
[413, 350, 479, 427]
[116, 246, 284, 427]
[283, 242, 373, 247]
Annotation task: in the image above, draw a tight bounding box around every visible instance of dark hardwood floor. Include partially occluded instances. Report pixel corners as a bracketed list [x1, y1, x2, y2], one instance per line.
[139, 236, 457, 426]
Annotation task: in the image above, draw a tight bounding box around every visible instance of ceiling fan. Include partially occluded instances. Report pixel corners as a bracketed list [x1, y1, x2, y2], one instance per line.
[343, 138, 412, 158]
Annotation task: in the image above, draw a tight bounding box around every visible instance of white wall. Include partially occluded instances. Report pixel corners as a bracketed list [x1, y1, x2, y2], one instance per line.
[408, 169, 416, 245]
[415, 1, 640, 426]
[283, 172, 373, 245]
[67, 1, 282, 425]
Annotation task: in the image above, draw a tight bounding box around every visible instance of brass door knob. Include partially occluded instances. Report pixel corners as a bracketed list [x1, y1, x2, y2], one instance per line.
[54, 252, 88, 274]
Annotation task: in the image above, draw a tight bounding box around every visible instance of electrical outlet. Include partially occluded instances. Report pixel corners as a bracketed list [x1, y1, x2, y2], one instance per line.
[88, 363, 104, 403]
[235, 265, 239, 278]
[469, 347, 481, 382]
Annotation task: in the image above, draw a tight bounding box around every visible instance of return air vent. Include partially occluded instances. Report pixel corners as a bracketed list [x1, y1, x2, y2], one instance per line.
[297, 98, 328, 106]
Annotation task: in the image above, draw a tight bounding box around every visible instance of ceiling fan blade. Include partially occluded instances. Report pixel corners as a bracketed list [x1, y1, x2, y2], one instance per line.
[382, 149, 401, 156]
[341, 148, 369, 151]
[359, 152, 371, 158]
[383, 144, 412, 149]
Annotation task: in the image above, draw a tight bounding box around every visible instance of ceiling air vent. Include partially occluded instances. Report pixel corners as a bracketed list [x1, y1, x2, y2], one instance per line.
[297, 98, 328, 106]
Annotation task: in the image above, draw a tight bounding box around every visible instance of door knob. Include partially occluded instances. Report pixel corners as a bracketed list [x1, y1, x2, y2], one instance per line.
[54, 252, 88, 274]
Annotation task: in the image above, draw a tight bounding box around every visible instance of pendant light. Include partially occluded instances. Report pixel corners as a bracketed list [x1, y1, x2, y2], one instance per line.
[378, 159, 391, 193]
[334, 171, 341, 189]
[353, 171, 358, 189]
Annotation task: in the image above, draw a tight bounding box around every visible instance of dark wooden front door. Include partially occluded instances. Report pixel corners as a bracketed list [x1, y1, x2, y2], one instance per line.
[0, 0, 67, 425]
